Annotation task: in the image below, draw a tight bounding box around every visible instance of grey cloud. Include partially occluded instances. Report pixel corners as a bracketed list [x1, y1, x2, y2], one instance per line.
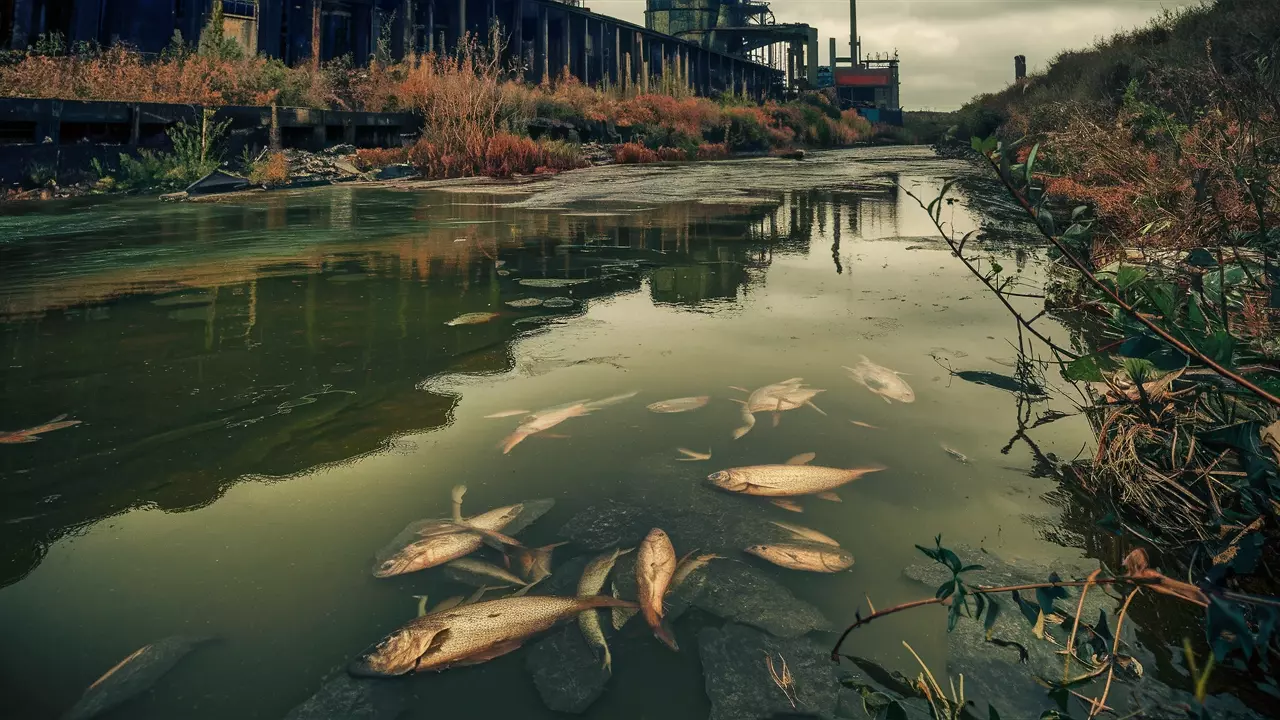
[588, 0, 1195, 109]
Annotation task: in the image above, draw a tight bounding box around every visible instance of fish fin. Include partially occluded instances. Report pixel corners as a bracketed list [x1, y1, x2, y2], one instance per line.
[727, 398, 747, 405]
[806, 400, 827, 416]
[455, 638, 525, 666]
[732, 424, 753, 440]
[652, 621, 679, 652]
[499, 432, 527, 454]
[430, 596, 465, 613]
[850, 420, 879, 429]
[676, 549, 699, 566]
[815, 491, 842, 503]
[463, 586, 491, 605]
[511, 578, 543, 597]
[785, 452, 816, 466]
[413, 595, 430, 617]
[602, 644, 613, 676]
[728, 386, 749, 393]
[881, 395, 892, 404]
[771, 412, 781, 428]
[471, 528, 524, 550]
[538, 433, 571, 439]
[769, 499, 804, 513]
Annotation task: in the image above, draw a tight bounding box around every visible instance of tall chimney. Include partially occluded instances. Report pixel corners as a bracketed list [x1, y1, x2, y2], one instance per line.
[829, 37, 836, 68]
[849, 0, 858, 66]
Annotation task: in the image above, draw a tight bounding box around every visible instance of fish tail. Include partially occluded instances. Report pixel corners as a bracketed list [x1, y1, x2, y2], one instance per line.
[651, 621, 679, 652]
[499, 431, 528, 454]
[602, 644, 613, 675]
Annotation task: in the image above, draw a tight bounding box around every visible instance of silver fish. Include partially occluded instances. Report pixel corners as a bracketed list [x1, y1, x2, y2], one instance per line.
[349, 595, 637, 676]
[445, 311, 500, 326]
[844, 356, 915, 403]
[373, 504, 523, 578]
[746, 543, 854, 572]
[578, 547, 634, 674]
[769, 521, 840, 547]
[501, 404, 590, 454]
[707, 464, 884, 497]
[647, 396, 710, 413]
[637, 528, 679, 651]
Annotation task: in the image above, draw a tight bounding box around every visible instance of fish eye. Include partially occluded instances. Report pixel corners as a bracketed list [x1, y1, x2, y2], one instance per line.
[708, 471, 727, 482]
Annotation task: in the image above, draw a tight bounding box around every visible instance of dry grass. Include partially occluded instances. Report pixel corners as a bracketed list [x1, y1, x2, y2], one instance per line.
[248, 152, 290, 186]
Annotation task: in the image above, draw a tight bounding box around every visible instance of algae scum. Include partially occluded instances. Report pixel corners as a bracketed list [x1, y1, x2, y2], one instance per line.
[0, 148, 1238, 718]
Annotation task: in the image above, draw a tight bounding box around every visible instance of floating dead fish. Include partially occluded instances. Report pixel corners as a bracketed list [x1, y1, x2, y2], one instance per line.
[844, 356, 915, 404]
[64, 636, 212, 720]
[519, 278, 591, 288]
[444, 557, 528, 587]
[676, 447, 712, 462]
[745, 543, 854, 572]
[731, 379, 825, 437]
[769, 499, 804, 513]
[542, 297, 576, 309]
[373, 505, 524, 578]
[583, 391, 640, 411]
[578, 547, 634, 674]
[647, 396, 710, 413]
[510, 542, 568, 584]
[445, 312, 500, 326]
[505, 298, 543, 308]
[637, 528, 679, 651]
[349, 595, 637, 677]
[942, 445, 970, 464]
[850, 420, 879, 429]
[484, 409, 532, 419]
[501, 403, 591, 454]
[671, 551, 722, 590]
[0, 414, 82, 444]
[769, 521, 840, 547]
[707, 459, 884, 497]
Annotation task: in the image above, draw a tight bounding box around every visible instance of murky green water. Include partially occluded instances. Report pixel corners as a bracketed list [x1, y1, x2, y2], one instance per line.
[0, 148, 1122, 718]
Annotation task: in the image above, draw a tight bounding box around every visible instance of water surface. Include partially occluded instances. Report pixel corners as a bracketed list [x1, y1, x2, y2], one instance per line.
[1, 148, 1105, 718]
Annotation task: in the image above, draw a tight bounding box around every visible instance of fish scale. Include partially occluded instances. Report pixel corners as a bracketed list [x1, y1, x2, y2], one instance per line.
[707, 464, 883, 496]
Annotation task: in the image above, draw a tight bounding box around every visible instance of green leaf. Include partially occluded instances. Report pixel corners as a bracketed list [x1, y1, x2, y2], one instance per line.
[1140, 282, 1178, 318]
[1186, 293, 1208, 332]
[1025, 143, 1040, 188]
[1114, 265, 1148, 290]
[990, 260, 1003, 275]
[882, 700, 909, 720]
[983, 597, 1003, 638]
[1064, 353, 1112, 382]
[1071, 205, 1089, 220]
[1122, 357, 1157, 384]
[981, 136, 998, 154]
[971, 136, 984, 153]
[940, 547, 963, 573]
[1198, 330, 1236, 366]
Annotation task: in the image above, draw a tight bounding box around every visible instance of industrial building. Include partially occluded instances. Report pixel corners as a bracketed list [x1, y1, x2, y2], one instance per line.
[827, 0, 901, 122]
[2, 1, 783, 98]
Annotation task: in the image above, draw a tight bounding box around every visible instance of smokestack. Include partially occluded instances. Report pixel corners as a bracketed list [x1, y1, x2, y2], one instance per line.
[1014, 55, 1027, 82]
[829, 37, 836, 68]
[849, 0, 858, 65]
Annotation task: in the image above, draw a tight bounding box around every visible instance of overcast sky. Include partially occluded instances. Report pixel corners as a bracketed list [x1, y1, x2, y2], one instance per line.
[589, 0, 1197, 109]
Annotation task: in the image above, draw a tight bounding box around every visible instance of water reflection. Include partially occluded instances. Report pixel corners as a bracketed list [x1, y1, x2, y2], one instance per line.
[0, 153, 1097, 720]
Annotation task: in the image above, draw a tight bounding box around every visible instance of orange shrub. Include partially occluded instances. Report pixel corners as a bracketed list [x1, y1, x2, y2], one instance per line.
[695, 143, 730, 160]
[656, 147, 689, 161]
[249, 152, 290, 186]
[354, 147, 408, 170]
[484, 133, 543, 177]
[614, 143, 659, 164]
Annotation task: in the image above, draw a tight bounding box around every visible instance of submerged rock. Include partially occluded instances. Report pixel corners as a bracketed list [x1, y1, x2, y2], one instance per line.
[525, 625, 611, 714]
[699, 623, 841, 720]
[283, 672, 407, 720]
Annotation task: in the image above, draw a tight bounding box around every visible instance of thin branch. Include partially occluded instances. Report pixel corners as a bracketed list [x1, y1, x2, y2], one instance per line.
[1065, 569, 1102, 685]
[981, 152, 1280, 408]
[1089, 588, 1140, 719]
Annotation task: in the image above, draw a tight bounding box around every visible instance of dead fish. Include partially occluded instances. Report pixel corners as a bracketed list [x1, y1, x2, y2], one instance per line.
[510, 542, 568, 583]
[671, 552, 722, 590]
[501, 403, 591, 454]
[646, 396, 711, 413]
[349, 595, 638, 677]
[707, 462, 884, 497]
[746, 543, 854, 572]
[431, 586, 494, 614]
[850, 420, 879, 429]
[578, 547, 634, 674]
[63, 636, 211, 720]
[610, 578, 638, 630]
[785, 452, 816, 466]
[637, 528, 679, 651]
[484, 409, 532, 418]
[844, 356, 915, 403]
[505, 298, 543, 308]
[373, 504, 524, 578]
[444, 557, 529, 587]
[942, 445, 969, 464]
[731, 407, 756, 440]
[769, 521, 840, 547]
[0, 414, 81, 444]
[770, 499, 805, 513]
[583, 391, 640, 411]
[445, 312, 500, 326]
[676, 447, 712, 462]
[731, 379, 825, 437]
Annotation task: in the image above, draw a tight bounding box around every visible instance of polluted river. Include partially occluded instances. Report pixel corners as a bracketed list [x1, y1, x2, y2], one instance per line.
[0, 147, 1233, 719]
